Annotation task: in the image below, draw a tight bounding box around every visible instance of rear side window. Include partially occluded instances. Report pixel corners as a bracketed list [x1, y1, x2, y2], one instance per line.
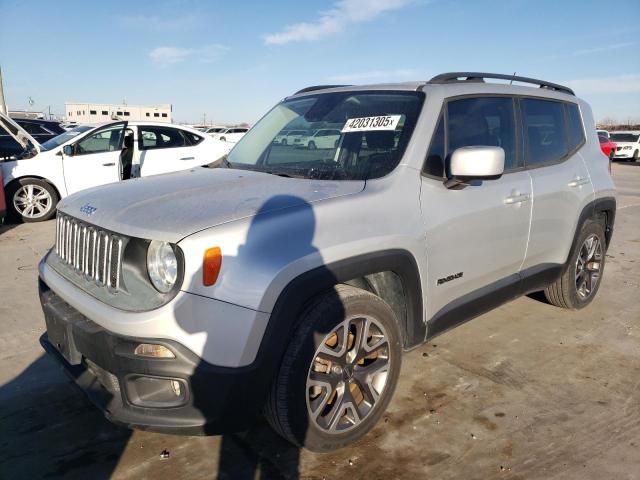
[424, 96, 518, 177]
[521, 98, 568, 166]
[185, 131, 204, 145]
[565, 103, 585, 152]
[139, 126, 188, 150]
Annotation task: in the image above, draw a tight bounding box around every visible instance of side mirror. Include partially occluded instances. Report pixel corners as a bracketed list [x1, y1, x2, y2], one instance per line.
[62, 144, 74, 156]
[446, 146, 505, 188]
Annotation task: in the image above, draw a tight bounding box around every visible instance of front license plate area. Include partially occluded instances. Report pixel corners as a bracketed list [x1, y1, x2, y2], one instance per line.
[44, 310, 82, 365]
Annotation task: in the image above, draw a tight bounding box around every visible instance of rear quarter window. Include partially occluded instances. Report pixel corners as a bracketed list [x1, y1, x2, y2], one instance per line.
[565, 103, 585, 152]
[521, 98, 568, 167]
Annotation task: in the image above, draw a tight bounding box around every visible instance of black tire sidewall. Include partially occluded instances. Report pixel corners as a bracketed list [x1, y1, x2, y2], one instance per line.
[6, 178, 58, 223]
[276, 287, 402, 452]
[562, 220, 606, 308]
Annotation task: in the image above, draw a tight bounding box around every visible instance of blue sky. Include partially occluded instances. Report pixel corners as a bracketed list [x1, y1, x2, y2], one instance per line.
[1, 0, 639, 124]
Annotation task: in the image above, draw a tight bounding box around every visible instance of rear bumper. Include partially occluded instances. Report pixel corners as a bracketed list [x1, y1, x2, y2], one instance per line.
[39, 279, 271, 434]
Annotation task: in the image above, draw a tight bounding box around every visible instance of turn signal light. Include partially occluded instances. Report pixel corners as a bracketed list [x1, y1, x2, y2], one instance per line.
[134, 343, 176, 359]
[203, 247, 222, 286]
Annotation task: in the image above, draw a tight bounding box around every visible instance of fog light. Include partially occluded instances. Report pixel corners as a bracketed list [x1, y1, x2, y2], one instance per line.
[134, 343, 175, 359]
[171, 380, 182, 397]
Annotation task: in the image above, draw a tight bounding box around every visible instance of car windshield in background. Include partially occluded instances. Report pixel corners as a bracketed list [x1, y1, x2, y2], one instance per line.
[39, 125, 93, 151]
[610, 133, 639, 142]
[227, 91, 424, 180]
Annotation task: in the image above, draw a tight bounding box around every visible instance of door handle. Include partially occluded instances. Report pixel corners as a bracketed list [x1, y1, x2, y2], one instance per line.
[504, 193, 530, 205]
[568, 177, 589, 188]
[180, 157, 195, 161]
[102, 162, 115, 166]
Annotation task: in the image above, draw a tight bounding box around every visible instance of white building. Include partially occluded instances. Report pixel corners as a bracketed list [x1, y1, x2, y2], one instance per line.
[65, 103, 172, 124]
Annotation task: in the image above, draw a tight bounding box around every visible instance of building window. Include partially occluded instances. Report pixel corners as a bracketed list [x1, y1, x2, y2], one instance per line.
[154, 113, 159, 117]
[146, 112, 150, 117]
[102, 110, 108, 115]
[77, 111, 81, 115]
[90, 110, 97, 115]
[68, 112, 72, 117]
[82, 111, 85, 115]
[161, 113, 167, 118]
[124, 111, 130, 116]
[116, 111, 123, 116]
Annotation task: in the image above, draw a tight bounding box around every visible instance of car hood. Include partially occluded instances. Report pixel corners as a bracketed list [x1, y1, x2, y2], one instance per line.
[0, 111, 41, 154]
[57, 167, 365, 243]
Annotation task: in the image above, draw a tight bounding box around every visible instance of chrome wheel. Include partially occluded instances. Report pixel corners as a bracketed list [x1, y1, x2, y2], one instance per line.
[306, 315, 391, 434]
[575, 234, 602, 299]
[13, 184, 53, 219]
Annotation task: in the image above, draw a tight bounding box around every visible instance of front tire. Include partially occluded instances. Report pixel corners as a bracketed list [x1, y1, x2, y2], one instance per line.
[7, 178, 58, 223]
[265, 284, 402, 452]
[633, 150, 639, 163]
[308, 141, 317, 150]
[544, 219, 606, 309]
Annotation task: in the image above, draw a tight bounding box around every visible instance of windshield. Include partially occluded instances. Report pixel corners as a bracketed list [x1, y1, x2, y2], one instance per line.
[227, 91, 424, 180]
[39, 125, 93, 151]
[610, 133, 639, 142]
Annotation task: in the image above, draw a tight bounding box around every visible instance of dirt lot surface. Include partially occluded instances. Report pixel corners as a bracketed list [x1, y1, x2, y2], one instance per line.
[1, 163, 639, 480]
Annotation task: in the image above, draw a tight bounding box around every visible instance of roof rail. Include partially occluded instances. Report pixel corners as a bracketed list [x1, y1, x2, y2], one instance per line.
[428, 72, 575, 96]
[294, 84, 350, 95]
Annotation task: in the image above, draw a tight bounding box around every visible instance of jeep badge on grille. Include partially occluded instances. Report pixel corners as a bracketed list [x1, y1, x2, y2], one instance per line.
[80, 204, 97, 216]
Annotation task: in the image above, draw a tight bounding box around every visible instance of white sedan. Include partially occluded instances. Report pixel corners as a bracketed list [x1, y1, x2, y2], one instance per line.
[0, 113, 228, 222]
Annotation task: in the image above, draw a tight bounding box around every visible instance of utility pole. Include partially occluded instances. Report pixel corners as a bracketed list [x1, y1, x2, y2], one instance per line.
[0, 66, 7, 114]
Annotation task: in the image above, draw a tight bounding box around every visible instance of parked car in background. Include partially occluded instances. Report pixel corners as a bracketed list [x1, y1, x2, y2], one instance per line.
[300, 128, 342, 149]
[1, 118, 65, 159]
[596, 129, 609, 138]
[273, 129, 290, 145]
[0, 113, 227, 222]
[610, 131, 640, 162]
[203, 126, 227, 136]
[598, 135, 617, 159]
[212, 127, 249, 143]
[283, 129, 309, 147]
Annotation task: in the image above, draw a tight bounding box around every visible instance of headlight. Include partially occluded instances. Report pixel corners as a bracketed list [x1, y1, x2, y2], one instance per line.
[147, 240, 178, 293]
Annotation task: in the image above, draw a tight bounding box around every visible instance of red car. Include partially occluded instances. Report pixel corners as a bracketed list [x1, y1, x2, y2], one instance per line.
[599, 135, 617, 159]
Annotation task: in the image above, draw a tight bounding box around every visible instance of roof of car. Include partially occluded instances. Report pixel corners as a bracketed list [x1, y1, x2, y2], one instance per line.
[290, 73, 578, 101]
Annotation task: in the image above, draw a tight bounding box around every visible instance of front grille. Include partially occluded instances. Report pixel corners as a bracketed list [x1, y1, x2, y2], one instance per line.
[55, 213, 124, 290]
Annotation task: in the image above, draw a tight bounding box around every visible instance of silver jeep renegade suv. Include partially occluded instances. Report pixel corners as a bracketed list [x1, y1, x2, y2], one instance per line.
[39, 72, 616, 451]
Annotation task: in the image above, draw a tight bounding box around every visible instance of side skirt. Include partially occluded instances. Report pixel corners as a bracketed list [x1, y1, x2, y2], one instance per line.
[426, 263, 562, 340]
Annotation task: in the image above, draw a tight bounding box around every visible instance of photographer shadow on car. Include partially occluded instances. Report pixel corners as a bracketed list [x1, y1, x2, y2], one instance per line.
[178, 193, 393, 478]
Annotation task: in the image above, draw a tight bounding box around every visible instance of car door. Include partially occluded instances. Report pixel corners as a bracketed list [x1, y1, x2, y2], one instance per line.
[420, 96, 532, 327]
[62, 122, 126, 195]
[520, 98, 593, 270]
[138, 125, 202, 176]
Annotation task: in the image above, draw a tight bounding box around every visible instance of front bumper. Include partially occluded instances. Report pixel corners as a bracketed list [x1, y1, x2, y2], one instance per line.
[614, 150, 634, 158]
[39, 280, 271, 434]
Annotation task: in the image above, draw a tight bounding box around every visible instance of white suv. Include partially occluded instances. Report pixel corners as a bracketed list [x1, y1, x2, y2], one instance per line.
[37, 73, 615, 452]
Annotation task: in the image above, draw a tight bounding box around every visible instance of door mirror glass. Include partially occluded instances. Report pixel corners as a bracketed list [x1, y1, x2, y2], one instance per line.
[450, 146, 505, 178]
[62, 144, 74, 156]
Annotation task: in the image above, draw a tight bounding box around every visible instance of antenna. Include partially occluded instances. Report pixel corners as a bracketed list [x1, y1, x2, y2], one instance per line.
[510, 72, 516, 85]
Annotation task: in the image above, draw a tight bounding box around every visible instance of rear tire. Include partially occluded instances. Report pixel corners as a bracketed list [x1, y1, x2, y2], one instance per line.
[544, 219, 606, 309]
[6, 178, 58, 223]
[265, 284, 402, 452]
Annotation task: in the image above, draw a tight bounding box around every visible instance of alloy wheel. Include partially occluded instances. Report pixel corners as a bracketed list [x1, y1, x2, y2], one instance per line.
[13, 184, 52, 219]
[306, 315, 391, 434]
[575, 234, 602, 299]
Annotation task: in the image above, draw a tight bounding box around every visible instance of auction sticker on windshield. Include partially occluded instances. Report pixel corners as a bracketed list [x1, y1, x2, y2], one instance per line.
[341, 115, 401, 133]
